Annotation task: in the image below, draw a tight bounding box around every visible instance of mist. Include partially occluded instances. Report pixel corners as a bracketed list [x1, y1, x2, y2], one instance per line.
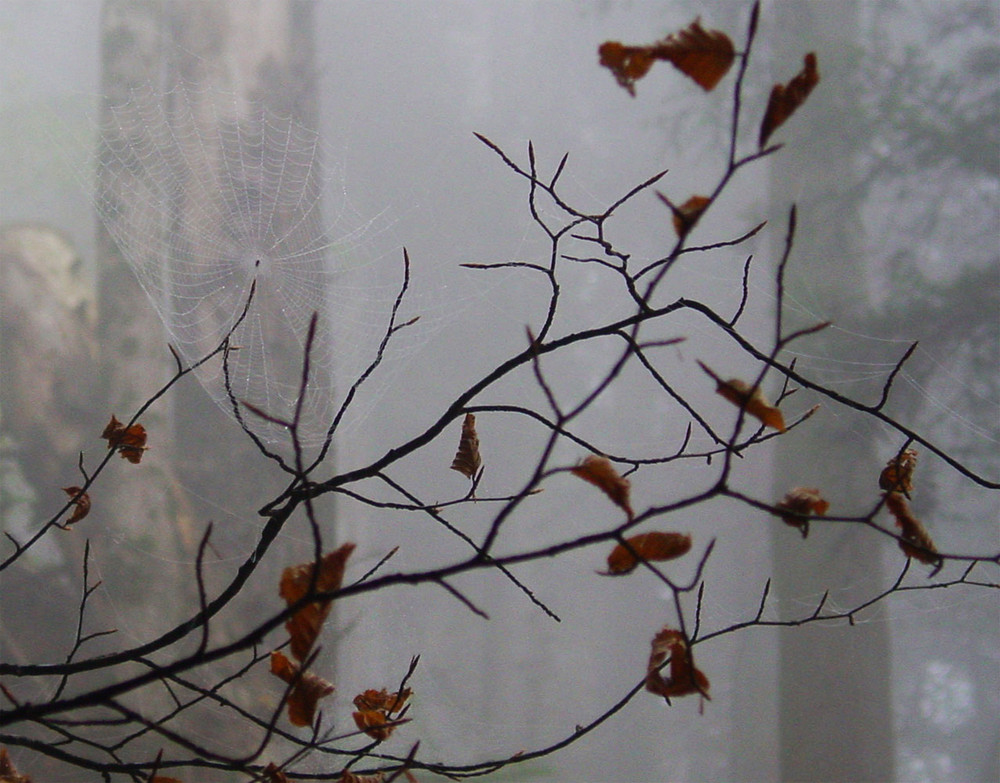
[1, 2, 997, 781]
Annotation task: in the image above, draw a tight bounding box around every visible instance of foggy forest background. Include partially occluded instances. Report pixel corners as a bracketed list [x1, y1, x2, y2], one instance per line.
[1, 1, 997, 781]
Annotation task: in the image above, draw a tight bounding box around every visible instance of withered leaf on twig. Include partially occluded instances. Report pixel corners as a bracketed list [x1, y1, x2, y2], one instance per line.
[352, 687, 412, 741]
[280, 542, 355, 661]
[269, 650, 335, 728]
[660, 193, 711, 238]
[879, 448, 918, 497]
[645, 627, 710, 701]
[338, 768, 419, 783]
[61, 486, 91, 526]
[759, 52, 820, 147]
[775, 487, 829, 538]
[450, 412, 482, 480]
[262, 763, 290, 783]
[599, 18, 735, 96]
[0, 747, 32, 783]
[698, 362, 786, 432]
[884, 491, 940, 567]
[571, 455, 634, 520]
[101, 415, 148, 463]
[354, 687, 413, 713]
[602, 532, 692, 575]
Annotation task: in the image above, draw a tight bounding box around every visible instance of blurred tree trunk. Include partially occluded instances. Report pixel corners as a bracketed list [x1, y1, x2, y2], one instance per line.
[96, 0, 323, 638]
[95, 0, 325, 757]
[97, 1, 186, 636]
[764, 4, 896, 781]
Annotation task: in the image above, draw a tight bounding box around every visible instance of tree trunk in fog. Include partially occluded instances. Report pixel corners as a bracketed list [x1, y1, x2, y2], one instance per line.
[766, 4, 896, 781]
[97, 1, 186, 634]
[97, 0, 322, 632]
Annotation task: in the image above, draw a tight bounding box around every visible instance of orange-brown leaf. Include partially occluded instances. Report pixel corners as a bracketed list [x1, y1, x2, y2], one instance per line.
[600, 19, 734, 96]
[351, 685, 412, 741]
[667, 194, 711, 237]
[571, 455, 633, 519]
[603, 532, 692, 575]
[353, 709, 396, 742]
[885, 492, 940, 566]
[598, 41, 656, 97]
[269, 650, 335, 727]
[775, 487, 829, 538]
[101, 415, 148, 463]
[879, 449, 918, 497]
[699, 363, 786, 432]
[339, 772, 414, 783]
[61, 486, 91, 526]
[338, 772, 386, 783]
[650, 18, 735, 91]
[280, 543, 355, 661]
[450, 412, 482, 480]
[353, 687, 412, 714]
[759, 52, 820, 147]
[0, 747, 32, 783]
[262, 763, 291, 783]
[645, 627, 710, 701]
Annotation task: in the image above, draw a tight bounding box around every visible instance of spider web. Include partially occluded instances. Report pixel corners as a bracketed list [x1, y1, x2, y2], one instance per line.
[94, 73, 435, 451]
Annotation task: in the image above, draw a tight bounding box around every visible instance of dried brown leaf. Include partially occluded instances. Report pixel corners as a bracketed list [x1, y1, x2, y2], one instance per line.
[667, 194, 711, 237]
[262, 763, 291, 783]
[61, 486, 91, 526]
[598, 41, 655, 97]
[879, 449, 918, 497]
[571, 455, 634, 519]
[351, 685, 412, 741]
[270, 650, 335, 728]
[338, 772, 384, 783]
[775, 487, 829, 538]
[280, 542, 355, 661]
[645, 627, 710, 701]
[759, 52, 820, 147]
[651, 19, 735, 91]
[353, 687, 412, 714]
[699, 362, 786, 432]
[340, 769, 419, 783]
[450, 412, 482, 480]
[603, 532, 692, 575]
[600, 18, 735, 96]
[353, 709, 395, 741]
[885, 492, 940, 566]
[101, 414, 149, 463]
[0, 747, 32, 783]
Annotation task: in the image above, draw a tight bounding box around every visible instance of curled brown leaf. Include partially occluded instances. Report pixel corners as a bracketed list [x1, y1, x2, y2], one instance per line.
[600, 18, 735, 96]
[269, 650, 335, 728]
[602, 532, 692, 575]
[759, 52, 820, 147]
[280, 542, 355, 661]
[352, 686, 411, 741]
[698, 362, 786, 432]
[571, 455, 634, 519]
[61, 486, 91, 526]
[775, 487, 829, 538]
[450, 412, 482, 480]
[661, 193, 711, 238]
[885, 492, 940, 567]
[262, 763, 291, 783]
[879, 448, 918, 497]
[101, 414, 148, 463]
[0, 747, 32, 783]
[646, 627, 710, 701]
